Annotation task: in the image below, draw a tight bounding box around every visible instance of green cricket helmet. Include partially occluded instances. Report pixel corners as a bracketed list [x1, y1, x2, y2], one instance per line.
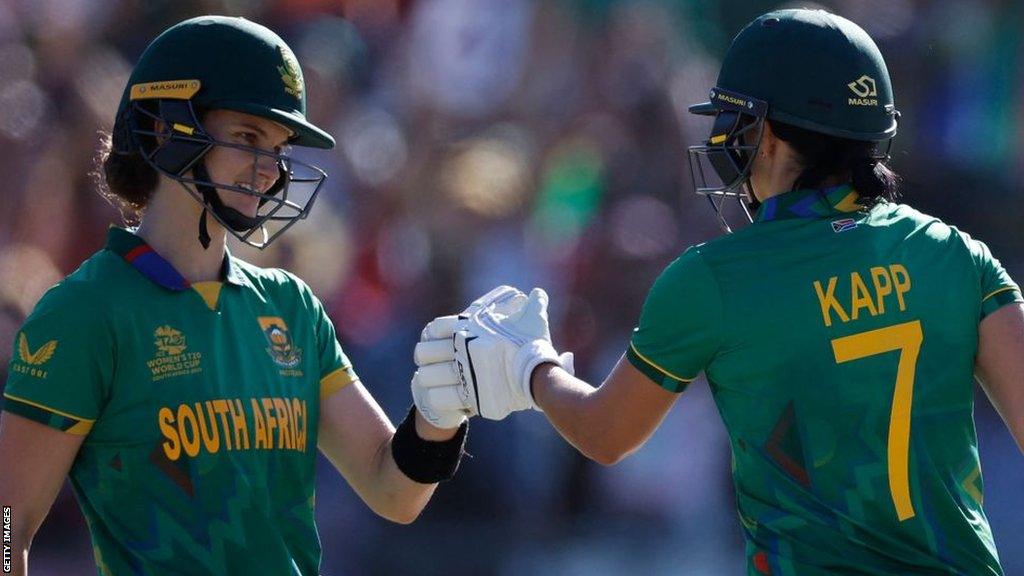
[113, 15, 335, 249]
[687, 9, 899, 231]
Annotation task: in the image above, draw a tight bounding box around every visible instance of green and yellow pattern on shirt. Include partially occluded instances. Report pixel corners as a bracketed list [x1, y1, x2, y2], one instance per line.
[628, 186, 1021, 576]
[3, 228, 357, 575]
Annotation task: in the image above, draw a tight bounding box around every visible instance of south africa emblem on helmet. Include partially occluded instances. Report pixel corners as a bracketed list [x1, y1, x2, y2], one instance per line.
[258, 316, 302, 368]
[277, 46, 304, 99]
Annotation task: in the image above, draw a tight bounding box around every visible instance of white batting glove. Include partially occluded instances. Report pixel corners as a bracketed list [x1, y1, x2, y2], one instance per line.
[417, 285, 526, 346]
[410, 364, 467, 429]
[411, 285, 528, 428]
[453, 287, 574, 420]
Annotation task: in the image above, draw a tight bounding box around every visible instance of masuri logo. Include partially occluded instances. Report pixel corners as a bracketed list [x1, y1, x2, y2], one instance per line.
[846, 75, 878, 107]
[847, 75, 877, 98]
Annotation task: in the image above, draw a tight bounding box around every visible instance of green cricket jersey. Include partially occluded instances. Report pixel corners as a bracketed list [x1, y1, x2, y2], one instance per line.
[3, 227, 358, 575]
[628, 185, 1022, 576]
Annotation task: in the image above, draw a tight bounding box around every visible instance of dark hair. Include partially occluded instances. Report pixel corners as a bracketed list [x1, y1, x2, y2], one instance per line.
[769, 120, 901, 207]
[93, 127, 159, 224]
[94, 103, 216, 223]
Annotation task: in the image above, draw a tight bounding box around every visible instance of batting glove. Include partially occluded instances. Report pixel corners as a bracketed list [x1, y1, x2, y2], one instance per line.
[452, 287, 574, 420]
[411, 285, 528, 428]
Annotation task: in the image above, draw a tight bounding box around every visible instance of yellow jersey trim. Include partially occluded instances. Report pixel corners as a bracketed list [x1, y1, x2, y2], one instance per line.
[982, 286, 1017, 303]
[834, 191, 863, 213]
[320, 366, 356, 398]
[962, 465, 983, 505]
[192, 281, 223, 311]
[2, 392, 96, 424]
[628, 343, 695, 383]
[66, 420, 95, 435]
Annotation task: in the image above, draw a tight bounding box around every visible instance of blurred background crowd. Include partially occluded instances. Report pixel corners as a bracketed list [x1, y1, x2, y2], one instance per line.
[0, 0, 1021, 574]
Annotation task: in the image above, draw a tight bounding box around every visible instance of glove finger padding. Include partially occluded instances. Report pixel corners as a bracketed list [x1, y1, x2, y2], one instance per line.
[416, 361, 461, 388]
[412, 286, 528, 429]
[414, 338, 455, 366]
[411, 369, 468, 429]
[421, 315, 461, 342]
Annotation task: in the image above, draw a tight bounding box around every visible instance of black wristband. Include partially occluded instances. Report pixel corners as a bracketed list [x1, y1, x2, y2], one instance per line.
[391, 406, 468, 484]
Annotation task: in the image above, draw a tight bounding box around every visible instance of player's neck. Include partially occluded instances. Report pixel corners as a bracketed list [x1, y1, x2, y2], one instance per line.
[751, 164, 848, 203]
[751, 169, 802, 203]
[135, 182, 228, 284]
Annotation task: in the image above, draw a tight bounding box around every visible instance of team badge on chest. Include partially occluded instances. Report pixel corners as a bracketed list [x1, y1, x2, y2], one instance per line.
[258, 316, 303, 371]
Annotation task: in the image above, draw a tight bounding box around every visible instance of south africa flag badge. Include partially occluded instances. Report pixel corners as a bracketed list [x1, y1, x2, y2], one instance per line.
[831, 218, 857, 233]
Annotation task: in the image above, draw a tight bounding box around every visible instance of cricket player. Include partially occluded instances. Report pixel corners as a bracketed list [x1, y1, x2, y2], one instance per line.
[412, 9, 1024, 575]
[0, 16, 470, 575]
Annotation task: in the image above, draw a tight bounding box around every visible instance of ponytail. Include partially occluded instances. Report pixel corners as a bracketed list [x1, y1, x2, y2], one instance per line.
[93, 131, 159, 225]
[770, 120, 901, 207]
[850, 156, 900, 204]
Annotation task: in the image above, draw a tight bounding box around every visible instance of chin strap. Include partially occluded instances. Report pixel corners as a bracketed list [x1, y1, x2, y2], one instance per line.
[199, 207, 212, 249]
[192, 163, 262, 250]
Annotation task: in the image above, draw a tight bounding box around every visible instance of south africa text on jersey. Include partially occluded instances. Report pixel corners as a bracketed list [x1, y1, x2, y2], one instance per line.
[813, 264, 912, 327]
[158, 397, 309, 461]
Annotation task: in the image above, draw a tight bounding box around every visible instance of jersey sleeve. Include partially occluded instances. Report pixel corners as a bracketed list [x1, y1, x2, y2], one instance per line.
[287, 274, 359, 399]
[958, 231, 1023, 319]
[314, 295, 359, 398]
[2, 284, 113, 435]
[627, 247, 724, 393]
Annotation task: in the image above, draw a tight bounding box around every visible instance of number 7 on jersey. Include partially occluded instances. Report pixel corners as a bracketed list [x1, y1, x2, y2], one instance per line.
[831, 319, 923, 522]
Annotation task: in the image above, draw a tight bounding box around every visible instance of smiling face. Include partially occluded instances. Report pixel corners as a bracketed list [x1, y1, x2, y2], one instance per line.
[198, 109, 293, 218]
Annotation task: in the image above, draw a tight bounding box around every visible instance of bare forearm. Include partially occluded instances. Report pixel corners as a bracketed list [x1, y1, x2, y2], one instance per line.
[0, 413, 83, 576]
[976, 303, 1024, 453]
[363, 413, 458, 524]
[8, 526, 30, 576]
[978, 372, 1024, 453]
[532, 356, 680, 465]
[3, 481, 46, 576]
[11, 548, 26, 576]
[367, 439, 436, 524]
[1001, 411, 1024, 454]
[531, 364, 623, 465]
